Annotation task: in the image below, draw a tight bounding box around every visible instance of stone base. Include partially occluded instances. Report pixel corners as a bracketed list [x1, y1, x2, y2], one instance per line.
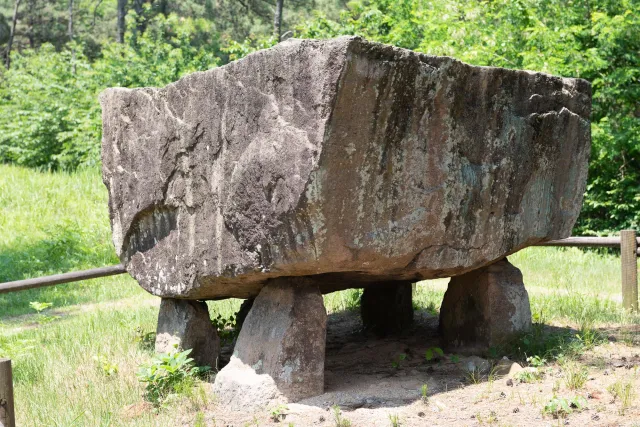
[439, 258, 532, 354]
[213, 278, 327, 410]
[155, 298, 220, 368]
[212, 356, 287, 411]
[361, 281, 414, 336]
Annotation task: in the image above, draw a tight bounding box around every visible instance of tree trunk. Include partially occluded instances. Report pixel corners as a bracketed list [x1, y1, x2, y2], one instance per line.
[133, 0, 146, 35]
[69, 0, 76, 74]
[27, 3, 34, 49]
[117, 0, 127, 43]
[4, 0, 21, 69]
[68, 0, 73, 41]
[92, 0, 104, 29]
[273, 0, 284, 42]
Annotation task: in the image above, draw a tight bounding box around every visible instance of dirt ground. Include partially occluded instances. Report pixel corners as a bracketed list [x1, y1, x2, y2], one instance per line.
[202, 310, 640, 427]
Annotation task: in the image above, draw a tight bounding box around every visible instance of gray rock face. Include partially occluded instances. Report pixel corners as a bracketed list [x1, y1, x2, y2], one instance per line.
[439, 258, 532, 354]
[100, 36, 591, 299]
[155, 299, 220, 368]
[212, 279, 326, 408]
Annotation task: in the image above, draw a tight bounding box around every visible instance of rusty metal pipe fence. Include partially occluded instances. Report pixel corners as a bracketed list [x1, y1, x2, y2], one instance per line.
[0, 232, 639, 307]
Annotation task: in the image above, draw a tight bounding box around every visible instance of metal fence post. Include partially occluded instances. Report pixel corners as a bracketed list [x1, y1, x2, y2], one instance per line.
[0, 358, 15, 427]
[621, 230, 638, 312]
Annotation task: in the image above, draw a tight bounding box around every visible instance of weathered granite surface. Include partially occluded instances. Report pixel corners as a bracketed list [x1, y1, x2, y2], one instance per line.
[212, 279, 326, 408]
[100, 36, 591, 299]
[155, 298, 220, 368]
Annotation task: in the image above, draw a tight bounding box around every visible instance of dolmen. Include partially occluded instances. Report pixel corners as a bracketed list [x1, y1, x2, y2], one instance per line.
[100, 36, 591, 409]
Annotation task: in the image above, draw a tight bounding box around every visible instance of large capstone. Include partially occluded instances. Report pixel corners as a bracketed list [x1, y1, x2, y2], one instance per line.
[100, 36, 591, 299]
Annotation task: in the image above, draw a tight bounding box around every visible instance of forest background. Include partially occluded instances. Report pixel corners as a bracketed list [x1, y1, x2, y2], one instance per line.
[0, 0, 638, 235]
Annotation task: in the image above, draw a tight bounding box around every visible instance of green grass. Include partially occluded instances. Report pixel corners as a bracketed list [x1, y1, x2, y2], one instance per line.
[1, 164, 639, 425]
[0, 165, 144, 318]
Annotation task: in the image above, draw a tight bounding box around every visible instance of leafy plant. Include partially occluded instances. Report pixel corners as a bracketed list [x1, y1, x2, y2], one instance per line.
[136, 348, 210, 406]
[543, 396, 587, 419]
[194, 412, 206, 427]
[134, 327, 157, 352]
[514, 369, 545, 384]
[424, 347, 444, 362]
[29, 301, 58, 324]
[211, 313, 239, 346]
[29, 301, 53, 313]
[269, 404, 288, 422]
[526, 355, 547, 368]
[391, 353, 407, 369]
[93, 355, 119, 377]
[420, 384, 429, 404]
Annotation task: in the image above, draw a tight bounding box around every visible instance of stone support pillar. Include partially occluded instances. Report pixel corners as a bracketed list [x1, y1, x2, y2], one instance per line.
[155, 298, 220, 368]
[439, 258, 532, 354]
[213, 278, 327, 410]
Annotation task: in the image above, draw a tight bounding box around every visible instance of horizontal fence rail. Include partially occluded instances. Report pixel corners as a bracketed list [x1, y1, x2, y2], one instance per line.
[536, 236, 640, 248]
[0, 264, 125, 295]
[0, 233, 638, 310]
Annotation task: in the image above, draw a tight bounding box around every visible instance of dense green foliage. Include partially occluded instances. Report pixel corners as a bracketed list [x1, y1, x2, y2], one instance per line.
[294, 0, 640, 234]
[0, 14, 220, 169]
[0, 0, 638, 233]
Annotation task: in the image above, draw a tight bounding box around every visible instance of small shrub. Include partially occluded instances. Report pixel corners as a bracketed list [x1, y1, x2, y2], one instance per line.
[211, 313, 239, 346]
[269, 404, 288, 422]
[562, 362, 589, 390]
[514, 369, 545, 384]
[391, 353, 407, 369]
[331, 405, 352, 427]
[420, 384, 429, 404]
[93, 355, 119, 377]
[136, 349, 210, 406]
[134, 327, 157, 352]
[424, 347, 444, 362]
[527, 355, 547, 367]
[29, 301, 58, 324]
[608, 381, 635, 413]
[388, 413, 402, 427]
[543, 396, 587, 419]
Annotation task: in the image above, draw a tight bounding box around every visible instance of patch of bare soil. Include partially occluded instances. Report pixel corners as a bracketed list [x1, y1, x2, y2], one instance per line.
[206, 311, 640, 427]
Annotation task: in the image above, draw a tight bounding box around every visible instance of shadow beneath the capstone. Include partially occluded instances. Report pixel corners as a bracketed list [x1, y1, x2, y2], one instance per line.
[217, 308, 478, 410]
[217, 306, 620, 411]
